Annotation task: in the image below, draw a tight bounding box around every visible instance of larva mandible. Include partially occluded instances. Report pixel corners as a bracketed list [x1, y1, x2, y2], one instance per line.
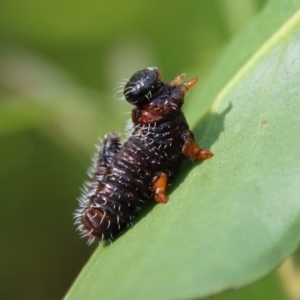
[74, 67, 213, 244]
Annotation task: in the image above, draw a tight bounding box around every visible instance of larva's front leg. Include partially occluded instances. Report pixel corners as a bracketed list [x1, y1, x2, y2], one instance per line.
[151, 172, 169, 203]
[181, 131, 213, 161]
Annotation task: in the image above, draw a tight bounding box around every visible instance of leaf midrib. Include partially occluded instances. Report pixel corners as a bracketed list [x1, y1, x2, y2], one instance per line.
[209, 8, 300, 113]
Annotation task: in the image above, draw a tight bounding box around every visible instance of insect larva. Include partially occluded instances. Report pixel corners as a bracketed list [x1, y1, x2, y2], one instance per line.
[74, 67, 213, 243]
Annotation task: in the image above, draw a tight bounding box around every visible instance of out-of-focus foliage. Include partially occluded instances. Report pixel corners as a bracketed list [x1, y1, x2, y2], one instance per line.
[6, 1, 298, 300]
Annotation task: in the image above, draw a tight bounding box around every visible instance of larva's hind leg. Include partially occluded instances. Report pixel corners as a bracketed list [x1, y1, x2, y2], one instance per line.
[151, 172, 169, 203]
[182, 131, 213, 161]
[92, 131, 122, 181]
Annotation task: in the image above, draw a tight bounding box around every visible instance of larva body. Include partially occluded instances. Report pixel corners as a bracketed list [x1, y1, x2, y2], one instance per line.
[75, 67, 213, 243]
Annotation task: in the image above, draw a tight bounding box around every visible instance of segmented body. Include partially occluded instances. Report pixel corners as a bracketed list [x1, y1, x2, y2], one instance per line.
[75, 67, 213, 243]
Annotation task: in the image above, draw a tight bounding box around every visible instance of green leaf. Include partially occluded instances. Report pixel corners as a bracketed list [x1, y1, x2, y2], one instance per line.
[65, 1, 300, 300]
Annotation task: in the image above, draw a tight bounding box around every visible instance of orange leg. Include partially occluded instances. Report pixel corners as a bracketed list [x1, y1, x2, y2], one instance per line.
[151, 173, 169, 203]
[180, 76, 198, 94]
[169, 73, 186, 87]
[182, 135, 213, 161]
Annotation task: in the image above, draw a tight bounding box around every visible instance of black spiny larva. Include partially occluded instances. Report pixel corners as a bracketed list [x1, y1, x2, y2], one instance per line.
[74, 67, 213, 244]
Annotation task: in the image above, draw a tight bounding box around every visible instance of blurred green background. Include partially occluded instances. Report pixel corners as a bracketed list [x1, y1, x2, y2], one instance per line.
[0, 1, 269, 299]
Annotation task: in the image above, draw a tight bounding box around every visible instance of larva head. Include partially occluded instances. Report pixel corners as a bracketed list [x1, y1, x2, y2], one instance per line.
[124, 67, 162, 105]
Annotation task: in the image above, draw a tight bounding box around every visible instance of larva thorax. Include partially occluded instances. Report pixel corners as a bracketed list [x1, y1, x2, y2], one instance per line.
[75, 67, 213, 243]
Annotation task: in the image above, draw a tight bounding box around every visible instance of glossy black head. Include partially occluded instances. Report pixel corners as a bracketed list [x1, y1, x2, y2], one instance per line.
[124, 67, 162, 105]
